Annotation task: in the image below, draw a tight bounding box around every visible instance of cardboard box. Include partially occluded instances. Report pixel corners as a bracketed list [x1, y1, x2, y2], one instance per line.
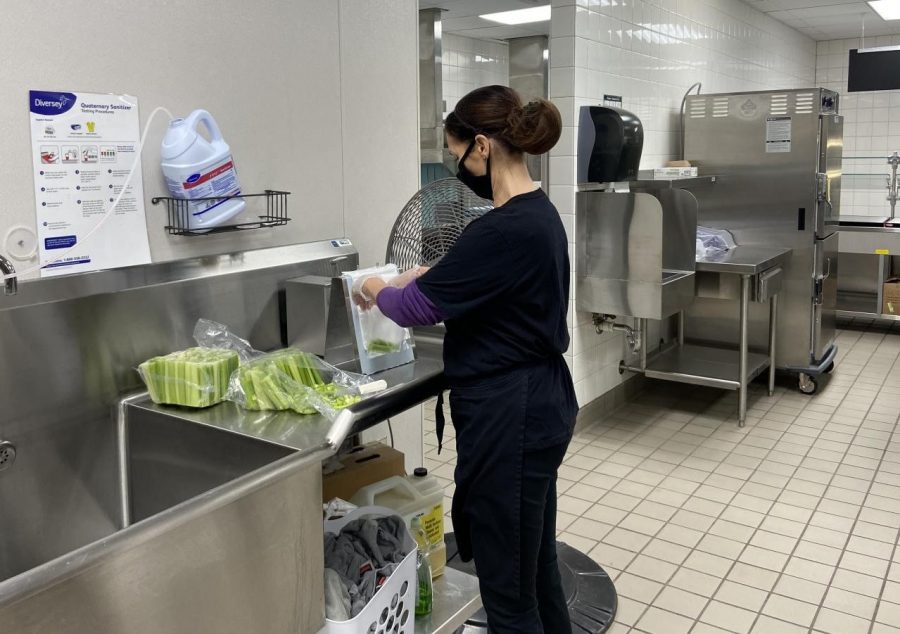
[884, 278, 900, 315]
[322, 442, 406, 502]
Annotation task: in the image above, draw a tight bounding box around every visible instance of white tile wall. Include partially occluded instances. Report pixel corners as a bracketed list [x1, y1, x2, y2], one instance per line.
[815, 37, 900, 217]
[442, 33, 509, 117]
[549, 0, 817, 408]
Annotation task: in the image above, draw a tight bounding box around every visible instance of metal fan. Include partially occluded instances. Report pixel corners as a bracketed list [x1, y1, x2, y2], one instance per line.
[385, 178, 492, 270]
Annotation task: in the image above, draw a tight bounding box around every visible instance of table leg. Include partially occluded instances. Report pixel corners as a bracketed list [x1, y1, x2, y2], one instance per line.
[678, 311, 685, 347]
[739, 274, 750, 427]
[640, 318, 648, 372]
[768, 293, 778, 397]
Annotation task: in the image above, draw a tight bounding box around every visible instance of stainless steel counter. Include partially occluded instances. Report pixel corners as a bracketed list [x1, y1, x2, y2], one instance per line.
[696, 245, 793, 275]
[837, 221, 900, 321]
[839, 223, 900, 255]
[0, 239, 478, 634]
[838, 215, 897, 227]
[122, 344, 486, 634]
[623, 245, 790, 423]
[129, 343, 445, 456]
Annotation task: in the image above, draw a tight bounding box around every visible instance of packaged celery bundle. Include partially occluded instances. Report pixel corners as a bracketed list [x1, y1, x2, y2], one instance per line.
[138, 347, 239, 408]
[230, 349, 362, 415]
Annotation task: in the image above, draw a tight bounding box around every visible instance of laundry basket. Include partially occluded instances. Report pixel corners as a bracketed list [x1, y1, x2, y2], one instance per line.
[322, 506, 417, 634]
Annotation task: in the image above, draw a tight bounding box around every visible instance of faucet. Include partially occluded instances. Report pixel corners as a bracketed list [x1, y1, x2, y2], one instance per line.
[0, 253, 17, 295]
[888, 152, 900, 220]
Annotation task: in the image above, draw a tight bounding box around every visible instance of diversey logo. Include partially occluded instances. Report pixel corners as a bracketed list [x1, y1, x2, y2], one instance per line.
[30, 91, 77, 116]
[186, 173, 201, 183]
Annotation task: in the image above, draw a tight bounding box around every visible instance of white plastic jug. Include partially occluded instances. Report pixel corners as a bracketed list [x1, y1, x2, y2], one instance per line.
[160, 110, 245, 230]
[350, 469, 446, 577]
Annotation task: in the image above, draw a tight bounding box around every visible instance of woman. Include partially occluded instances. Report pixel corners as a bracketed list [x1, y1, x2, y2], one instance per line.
[354, 85, 577, 633]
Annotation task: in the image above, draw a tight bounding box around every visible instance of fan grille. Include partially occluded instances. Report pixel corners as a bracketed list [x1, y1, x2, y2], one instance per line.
[386, 178, 493, 270]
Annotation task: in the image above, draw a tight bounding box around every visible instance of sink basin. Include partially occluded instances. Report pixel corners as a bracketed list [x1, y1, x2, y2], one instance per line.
[0, 402, 291, 584]
[125, 402, 293, 524]
[0, 398, 327, 634]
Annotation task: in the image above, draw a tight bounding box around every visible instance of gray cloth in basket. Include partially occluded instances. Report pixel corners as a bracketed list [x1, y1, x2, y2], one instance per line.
[324, 568, 351, 621]
[324, 516, 408, 619]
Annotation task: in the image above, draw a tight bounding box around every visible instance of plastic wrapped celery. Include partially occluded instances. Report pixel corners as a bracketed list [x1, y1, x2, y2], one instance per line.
[193, 320, 370, 419]
[232, 358, 318, 414]
[229, 349, 362, 416]
[138, 347, 239, 408]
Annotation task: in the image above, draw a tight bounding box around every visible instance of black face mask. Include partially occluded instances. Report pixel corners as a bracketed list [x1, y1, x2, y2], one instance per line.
[456, 140, 493, 201]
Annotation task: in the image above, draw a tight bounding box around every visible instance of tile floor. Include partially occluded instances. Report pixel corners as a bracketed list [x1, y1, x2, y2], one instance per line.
[423, 319, 900, 633]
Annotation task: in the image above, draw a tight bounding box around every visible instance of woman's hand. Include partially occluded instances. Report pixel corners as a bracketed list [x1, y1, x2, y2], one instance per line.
[389, 266, 430, 289]
[351, 274, 381, 310]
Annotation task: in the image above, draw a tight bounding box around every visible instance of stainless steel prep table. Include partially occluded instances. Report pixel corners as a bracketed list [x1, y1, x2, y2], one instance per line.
[837, 217, 900, 321]
[127, 341, 447, 459]
[622, 246, 792, 424]
[123, 343, 483, 634]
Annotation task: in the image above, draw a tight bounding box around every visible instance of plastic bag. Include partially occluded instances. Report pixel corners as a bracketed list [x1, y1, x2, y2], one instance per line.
[696, 226, 736, 258]
[137, 347, 239, 408]
[349, 266, 411, 357]
[343, 266, 415, 374]
[323, 497, 358, 520]
[193, 318, 258, 361]
[359, 305, 408, 355]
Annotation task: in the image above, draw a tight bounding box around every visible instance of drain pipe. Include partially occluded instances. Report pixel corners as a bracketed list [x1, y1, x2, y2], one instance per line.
[593, 314, 641, 353]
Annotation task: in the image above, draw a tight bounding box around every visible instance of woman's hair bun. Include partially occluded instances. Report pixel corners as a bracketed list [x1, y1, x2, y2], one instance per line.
[503, 98, 562, 155]
[444, 86, 563, 155]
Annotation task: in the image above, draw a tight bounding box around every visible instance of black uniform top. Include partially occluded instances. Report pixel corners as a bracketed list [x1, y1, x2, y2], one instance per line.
[417, 188, 571, 383]
[417, 188, 575, 564]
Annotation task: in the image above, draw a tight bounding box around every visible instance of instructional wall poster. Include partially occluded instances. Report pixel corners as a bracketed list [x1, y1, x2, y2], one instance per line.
[29, 90, 151, 277]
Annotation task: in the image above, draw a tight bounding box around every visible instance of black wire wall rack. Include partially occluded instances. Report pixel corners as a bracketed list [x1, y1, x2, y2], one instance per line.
[152, 190, 291, 236]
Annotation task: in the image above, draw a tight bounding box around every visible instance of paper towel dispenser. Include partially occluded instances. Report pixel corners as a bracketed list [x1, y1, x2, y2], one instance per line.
[577, 105, 644, 184]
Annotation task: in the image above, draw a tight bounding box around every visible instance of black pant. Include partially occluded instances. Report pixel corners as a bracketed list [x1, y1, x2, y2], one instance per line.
[448, 359, 576, 634]
[472, 442, 572, 633]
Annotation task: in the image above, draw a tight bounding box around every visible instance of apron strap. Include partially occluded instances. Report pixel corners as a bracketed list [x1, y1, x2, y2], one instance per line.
[435, 391, 445, 455]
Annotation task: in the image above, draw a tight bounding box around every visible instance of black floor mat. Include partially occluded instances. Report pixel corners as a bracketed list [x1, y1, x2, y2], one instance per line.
[444, 532, 618, 633]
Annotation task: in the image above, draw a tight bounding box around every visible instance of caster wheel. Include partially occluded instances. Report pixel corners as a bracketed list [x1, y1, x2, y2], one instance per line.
[799, 374, 818, 395]
[824, 362, 835, 374]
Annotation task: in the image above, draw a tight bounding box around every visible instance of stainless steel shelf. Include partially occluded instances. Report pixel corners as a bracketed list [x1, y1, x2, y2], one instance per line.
[838, 310, 900, 322]
[640, 344, 771, 390]
[837, 291, 879, 315]
[696, 246, 792, 275]
[415, 568, 482, 634]
[578, 175, 717, 191]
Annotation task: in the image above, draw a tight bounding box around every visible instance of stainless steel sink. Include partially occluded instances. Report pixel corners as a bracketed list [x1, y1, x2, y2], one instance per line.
[0, 402, 292, 584]
[0, 397, 327, 634]
[0, 349, 445, 633]
[0, 239, 447, 633]
[123, 400, 293, 524]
